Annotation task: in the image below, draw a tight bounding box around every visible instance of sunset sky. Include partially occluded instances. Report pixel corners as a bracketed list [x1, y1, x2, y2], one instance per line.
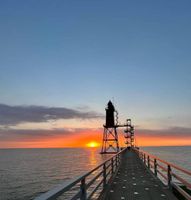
[0, 0, 191, 148]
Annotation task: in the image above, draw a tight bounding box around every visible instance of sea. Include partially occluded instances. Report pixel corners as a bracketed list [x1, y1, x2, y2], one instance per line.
[0, 146, 190, 200]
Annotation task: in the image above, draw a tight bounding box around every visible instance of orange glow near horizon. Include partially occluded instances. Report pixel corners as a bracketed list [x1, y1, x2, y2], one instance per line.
[135, 135, 191, 147]
[0, 129, 191, 148]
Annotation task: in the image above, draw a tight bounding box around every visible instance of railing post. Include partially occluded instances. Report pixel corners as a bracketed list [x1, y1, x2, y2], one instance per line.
[103, 163, 106, 189]
[147, 156, 150, 169]
[167, 165, 172, 190]
[118, 154, 120, 165]
[111, 157, 114, 174]
[80, 178, 87, 200]
[144, 154, 146, 164]
[154, 159, 157, 176]
[115, 156, 117, 169]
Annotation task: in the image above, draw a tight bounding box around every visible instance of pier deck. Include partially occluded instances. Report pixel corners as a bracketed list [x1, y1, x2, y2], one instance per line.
[105, 150, 178, 200]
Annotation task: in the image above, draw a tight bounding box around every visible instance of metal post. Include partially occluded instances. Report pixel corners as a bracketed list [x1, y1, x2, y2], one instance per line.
[148, 156, 150, 169]
[80, 178, 87, 200]
[168, 165, 172, 189]
[111, 157, 114, 174]
[115, 156, 117, 169]
[154, 159, 157, 176]
[103, 163, 107, 189]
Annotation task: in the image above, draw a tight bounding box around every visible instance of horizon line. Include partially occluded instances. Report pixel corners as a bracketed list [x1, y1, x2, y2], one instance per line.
[0, 144, 191, 150]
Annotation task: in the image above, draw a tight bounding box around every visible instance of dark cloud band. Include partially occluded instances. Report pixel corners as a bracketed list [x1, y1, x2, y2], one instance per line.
[0, 104, 103, 125]
[0, 126, 190, 142]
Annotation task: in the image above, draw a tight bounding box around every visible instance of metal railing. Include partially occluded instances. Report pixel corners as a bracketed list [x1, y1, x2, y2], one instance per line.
[134, 148, 191, 200]
[34, 148, 126, 200]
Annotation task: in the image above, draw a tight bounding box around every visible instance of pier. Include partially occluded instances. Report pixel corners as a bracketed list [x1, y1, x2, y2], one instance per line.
[34, 147, 191, 200]
[34, 102, 191, 200]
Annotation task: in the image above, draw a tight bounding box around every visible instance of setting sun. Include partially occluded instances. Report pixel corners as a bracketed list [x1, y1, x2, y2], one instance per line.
[86, 141, 100, 148]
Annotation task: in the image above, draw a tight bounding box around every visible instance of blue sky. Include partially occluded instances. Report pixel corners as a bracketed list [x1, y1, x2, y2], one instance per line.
[0, 0, 191, 139]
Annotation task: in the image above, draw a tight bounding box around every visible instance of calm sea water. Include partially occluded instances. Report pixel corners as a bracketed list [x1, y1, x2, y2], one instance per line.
[0, 146, 190, 200]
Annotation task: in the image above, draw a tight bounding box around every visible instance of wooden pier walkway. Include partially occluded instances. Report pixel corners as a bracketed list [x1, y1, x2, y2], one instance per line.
[105, 150, 177, 200]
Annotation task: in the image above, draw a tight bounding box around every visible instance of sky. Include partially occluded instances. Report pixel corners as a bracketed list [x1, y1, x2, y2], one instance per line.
[0, 0, 191, 148]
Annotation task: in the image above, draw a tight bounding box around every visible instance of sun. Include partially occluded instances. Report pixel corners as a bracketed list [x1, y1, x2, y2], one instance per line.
[86, 141, 100, 148]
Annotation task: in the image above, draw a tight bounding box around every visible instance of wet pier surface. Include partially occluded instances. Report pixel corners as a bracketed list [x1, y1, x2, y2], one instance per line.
[105, 150, 178, 200]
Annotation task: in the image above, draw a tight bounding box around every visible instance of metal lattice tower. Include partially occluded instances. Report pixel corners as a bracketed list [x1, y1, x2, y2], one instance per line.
[101, 101, 119, 154]
[124, 119, 135, 147]
[101, 101, 135, 154]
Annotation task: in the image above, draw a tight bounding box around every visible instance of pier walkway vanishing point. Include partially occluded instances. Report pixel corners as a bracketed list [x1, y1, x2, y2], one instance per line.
[34, 148, 191, 200]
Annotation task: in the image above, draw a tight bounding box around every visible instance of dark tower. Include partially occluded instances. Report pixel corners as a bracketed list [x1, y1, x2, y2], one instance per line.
[101, 101, 135, 153]
[106, 101, 115, 127]
[101, 101, 119, 154]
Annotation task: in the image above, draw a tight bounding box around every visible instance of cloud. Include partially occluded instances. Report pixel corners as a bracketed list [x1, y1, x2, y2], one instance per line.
[0, 104, 103, 126]
[136, 126, 191, 138]
[0, 127, 101, 141]
[0, 126, 191, 142]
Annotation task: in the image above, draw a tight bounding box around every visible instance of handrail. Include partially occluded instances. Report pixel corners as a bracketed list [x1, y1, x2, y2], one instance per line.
[139, 149, 191, 176]
[134, 148, 191, 200]
[34, 148, 127, 200]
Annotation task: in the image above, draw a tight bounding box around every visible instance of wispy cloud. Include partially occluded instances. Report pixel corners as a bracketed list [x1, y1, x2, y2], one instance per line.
[0, 104, 103, 126]
[136, 127, 191, 138]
